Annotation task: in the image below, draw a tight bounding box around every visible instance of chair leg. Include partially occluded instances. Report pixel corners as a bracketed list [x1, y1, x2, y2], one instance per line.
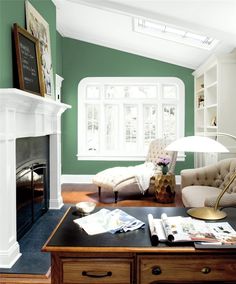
[114, 191, 118, 203]
[98, 186, 101, 200]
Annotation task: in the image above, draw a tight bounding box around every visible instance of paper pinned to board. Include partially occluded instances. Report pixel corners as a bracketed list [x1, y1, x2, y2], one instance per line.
[74, 208, 145, 235]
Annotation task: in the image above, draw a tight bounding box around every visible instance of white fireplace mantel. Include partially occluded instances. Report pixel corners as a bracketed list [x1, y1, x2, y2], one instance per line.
[0, 88, 71, 268]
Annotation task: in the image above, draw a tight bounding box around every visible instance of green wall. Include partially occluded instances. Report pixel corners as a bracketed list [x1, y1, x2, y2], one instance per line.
[0, 0, 194, 176]
[0, 0, 56, 87]
[61, 38, 194, 175]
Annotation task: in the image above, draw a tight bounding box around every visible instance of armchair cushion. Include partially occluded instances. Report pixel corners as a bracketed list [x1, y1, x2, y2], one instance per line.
[205, 193, 236, 207]
[182, 186, 222, 207]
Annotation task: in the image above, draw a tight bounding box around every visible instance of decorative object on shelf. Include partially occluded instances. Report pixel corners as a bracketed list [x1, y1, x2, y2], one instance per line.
[25, 0, 55, 100]
[13, 23, 44, 96]
[198, 95, 204, 108]
[166, 135, 235, 220]
[55, 74, 64, 102]
[211, 116, 217, 126]
[154, 173, 175, 203]
[156, 156, 170, 175]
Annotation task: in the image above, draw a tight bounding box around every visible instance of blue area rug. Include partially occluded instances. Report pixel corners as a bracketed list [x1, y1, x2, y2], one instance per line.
[0, 205, 69, 275]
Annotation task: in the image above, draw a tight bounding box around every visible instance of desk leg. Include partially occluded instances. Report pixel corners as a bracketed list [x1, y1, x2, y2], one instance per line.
[51, 253, 62, 284]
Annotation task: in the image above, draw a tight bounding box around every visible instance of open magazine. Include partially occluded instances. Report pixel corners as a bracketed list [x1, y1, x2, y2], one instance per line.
[148, 213, 236, 245]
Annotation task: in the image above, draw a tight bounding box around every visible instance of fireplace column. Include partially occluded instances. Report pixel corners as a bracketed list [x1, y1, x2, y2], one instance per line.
[0, 131, 21, 268]
[49, 115, 64, 209]
[0, 88, 70, 268]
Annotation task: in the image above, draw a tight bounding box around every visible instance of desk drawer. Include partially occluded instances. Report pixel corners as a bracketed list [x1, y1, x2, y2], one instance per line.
[63, 258, 133, 284]
[138, 255, 236, 283]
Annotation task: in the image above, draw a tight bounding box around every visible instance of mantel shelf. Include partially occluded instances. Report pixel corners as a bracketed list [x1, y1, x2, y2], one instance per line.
[0, 88, 71, 139]
[0, 88, 71, 116]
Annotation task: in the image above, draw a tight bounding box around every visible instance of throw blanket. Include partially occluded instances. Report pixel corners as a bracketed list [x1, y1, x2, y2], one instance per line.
[133, 162, 156, 193]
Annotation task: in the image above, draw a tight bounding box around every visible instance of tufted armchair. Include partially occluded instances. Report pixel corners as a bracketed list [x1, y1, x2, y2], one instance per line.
[92, 138, 177, 203]
[181, 158, 236, 208]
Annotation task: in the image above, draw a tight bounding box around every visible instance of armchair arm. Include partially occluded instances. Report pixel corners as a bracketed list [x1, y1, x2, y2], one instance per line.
[181, 164, 220, 189]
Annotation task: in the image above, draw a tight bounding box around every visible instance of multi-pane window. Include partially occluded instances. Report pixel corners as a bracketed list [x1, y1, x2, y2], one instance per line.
[77, 77, 185, 160]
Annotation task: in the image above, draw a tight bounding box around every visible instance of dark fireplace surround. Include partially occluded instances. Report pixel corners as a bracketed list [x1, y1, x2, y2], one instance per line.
[16, 136, 49, 240]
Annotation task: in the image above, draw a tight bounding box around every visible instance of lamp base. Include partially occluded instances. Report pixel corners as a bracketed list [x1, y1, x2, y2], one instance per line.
[187, 207, 227, 220]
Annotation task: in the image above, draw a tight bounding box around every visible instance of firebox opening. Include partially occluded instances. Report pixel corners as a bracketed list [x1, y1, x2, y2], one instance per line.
[16, 136, 49, 240]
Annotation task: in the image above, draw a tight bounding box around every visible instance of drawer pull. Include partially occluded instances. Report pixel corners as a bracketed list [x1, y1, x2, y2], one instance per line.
[152, 266, 162, 275]
[82, 270, 112, 278]
[201, 267, 211, 274]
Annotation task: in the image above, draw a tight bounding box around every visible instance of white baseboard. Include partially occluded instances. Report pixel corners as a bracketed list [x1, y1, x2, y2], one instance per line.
[175, 175, 181, 185]
[61, 174, 181, 185]
[61, 175, 94, 184]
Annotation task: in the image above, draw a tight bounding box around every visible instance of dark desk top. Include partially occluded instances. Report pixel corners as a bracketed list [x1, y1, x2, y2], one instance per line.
[43, 207, 236, 253]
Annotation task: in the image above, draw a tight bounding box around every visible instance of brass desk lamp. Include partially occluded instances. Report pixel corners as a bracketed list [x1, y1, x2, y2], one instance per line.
[166, 134, 236, 220]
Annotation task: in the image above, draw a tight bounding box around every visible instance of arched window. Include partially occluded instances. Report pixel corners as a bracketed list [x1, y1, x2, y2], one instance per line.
[77, 77, 185, 160]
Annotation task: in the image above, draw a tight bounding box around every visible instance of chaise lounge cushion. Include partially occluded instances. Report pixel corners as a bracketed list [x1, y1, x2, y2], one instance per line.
[92, 162, 156, 194]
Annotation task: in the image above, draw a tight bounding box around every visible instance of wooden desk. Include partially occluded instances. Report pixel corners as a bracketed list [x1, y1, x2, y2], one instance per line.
[43, 207, 236, 284]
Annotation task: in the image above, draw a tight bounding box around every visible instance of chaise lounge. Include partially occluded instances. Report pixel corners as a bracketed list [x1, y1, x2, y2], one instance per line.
[92, 138, 177, 202]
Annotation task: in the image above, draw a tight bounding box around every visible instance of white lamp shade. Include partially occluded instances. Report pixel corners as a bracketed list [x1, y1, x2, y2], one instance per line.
[165, 136, 229, 153]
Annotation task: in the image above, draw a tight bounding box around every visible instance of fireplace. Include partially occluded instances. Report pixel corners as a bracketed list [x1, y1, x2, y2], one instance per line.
[16, 137, 49, 239]
[0, 88, 70, 268]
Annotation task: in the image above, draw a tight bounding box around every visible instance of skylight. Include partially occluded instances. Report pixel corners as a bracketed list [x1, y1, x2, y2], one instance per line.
[133, 18, 219, 50]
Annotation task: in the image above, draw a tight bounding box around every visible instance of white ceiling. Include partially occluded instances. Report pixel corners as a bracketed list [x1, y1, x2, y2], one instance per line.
[52, 0, 236, 69]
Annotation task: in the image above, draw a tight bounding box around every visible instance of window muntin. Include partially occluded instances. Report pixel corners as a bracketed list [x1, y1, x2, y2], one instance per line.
[78, 77, 185, 160]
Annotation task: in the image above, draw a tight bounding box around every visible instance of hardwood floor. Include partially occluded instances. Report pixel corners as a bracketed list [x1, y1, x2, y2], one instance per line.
[0, 183, 183, 284]
[61, 183, 183, 207]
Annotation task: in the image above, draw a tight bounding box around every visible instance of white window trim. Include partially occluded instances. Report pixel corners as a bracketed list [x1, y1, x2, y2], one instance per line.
[77, 77, 185, 161]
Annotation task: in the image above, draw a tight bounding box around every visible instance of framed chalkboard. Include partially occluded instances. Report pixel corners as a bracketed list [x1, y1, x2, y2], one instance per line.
[13, 23, 44, 96]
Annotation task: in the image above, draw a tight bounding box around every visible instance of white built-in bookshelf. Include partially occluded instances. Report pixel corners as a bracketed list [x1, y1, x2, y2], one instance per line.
[193, 50, 236, 167]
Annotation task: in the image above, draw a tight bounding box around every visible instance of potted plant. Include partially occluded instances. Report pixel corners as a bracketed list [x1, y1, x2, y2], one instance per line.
[156, 157, 171, 175]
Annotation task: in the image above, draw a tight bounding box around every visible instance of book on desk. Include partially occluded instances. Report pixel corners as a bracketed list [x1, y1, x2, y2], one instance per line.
[148, 213, 236, 248]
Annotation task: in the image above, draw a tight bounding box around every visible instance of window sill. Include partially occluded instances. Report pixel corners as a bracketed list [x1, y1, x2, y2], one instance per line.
[76, 154, 186, 162]
[76, 154, 146, 161]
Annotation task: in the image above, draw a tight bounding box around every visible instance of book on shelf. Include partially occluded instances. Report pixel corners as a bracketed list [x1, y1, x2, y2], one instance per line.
[148, 213, 236, 246]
